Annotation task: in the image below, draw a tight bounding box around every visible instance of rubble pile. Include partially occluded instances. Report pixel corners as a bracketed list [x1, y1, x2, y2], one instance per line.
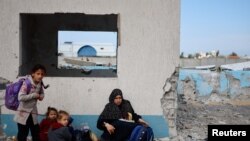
[176, 94, 250, 141]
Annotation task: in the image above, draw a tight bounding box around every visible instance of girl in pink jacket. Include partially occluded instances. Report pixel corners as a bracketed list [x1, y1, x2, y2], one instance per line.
[14, 64, 46, 141]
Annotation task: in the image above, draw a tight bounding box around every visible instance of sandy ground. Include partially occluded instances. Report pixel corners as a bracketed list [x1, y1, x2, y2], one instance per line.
[176, 99, 250, 141]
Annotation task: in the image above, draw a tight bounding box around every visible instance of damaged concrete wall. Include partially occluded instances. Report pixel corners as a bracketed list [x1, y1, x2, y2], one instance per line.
[161, 69, 179, 139]
[0, 0, 180, 138]
[180, 58, 250, 68]
[176, 69, 250, 141]
[178, 69, 250, 103]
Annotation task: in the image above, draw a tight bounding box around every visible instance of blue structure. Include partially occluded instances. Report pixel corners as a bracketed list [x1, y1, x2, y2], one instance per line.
[77, 45, 97, 57]
[2, 115, 169, 138]
[178, 69, 250, 96]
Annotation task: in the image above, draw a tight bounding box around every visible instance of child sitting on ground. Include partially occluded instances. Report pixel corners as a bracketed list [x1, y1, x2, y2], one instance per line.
[48, 110, 72, 141]
[39, 107, 58, 141]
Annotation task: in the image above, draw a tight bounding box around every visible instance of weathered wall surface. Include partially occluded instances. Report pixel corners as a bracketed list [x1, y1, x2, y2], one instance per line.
[160, 69, 250, 141]
[178, 69, 250, 103]
[0, 0, 180, 138]
[176, 69, 250, 141]
[180, 58, 250, 68]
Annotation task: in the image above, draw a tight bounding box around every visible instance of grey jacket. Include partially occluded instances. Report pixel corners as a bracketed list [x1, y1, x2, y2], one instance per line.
[48, 126, 72, 141]
[14, 76, 44, 125]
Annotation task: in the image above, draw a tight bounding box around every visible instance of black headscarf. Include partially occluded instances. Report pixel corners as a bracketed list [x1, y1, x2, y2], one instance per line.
[100, 89, 134, 119]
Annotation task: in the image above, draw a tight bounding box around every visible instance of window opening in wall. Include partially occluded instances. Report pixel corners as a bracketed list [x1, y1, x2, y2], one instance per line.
[20, 13, 118, 77]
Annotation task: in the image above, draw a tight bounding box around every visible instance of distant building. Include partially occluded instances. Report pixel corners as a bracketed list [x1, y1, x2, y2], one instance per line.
[242, 56, 250, 59]
[211, 50, 217, 57]
[77, 45, 97, 57]
[194, 50, 218, 59]
[228, 55, 240, 59]
[59, 42, 116, 57]
[198, 51, 207, 59]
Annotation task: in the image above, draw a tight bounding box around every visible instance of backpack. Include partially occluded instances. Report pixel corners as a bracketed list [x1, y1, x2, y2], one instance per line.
[73, 129, 92, 141]
[128, 125, 154, 141]
[5, 78, 32, 110]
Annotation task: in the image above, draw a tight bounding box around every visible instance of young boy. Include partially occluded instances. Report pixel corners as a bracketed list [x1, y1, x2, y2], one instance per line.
[48, 110, 72, 141]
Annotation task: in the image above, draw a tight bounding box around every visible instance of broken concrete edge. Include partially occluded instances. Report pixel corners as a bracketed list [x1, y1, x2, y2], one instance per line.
[161, 67, 180, 139]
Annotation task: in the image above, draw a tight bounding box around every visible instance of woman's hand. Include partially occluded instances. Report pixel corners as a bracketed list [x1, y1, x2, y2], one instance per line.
[104, 122, 115, 134]
[138, 119, 149, 127]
